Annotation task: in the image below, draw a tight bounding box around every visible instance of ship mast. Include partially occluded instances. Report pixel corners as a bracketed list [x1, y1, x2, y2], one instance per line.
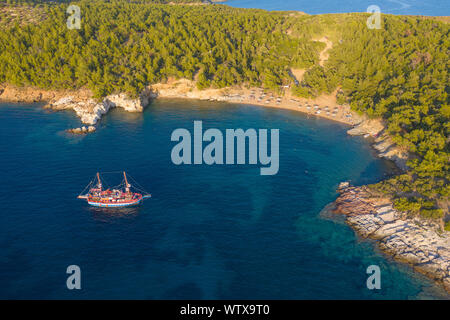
[124, 171, 131, 193]
[96, 172, 102, 190]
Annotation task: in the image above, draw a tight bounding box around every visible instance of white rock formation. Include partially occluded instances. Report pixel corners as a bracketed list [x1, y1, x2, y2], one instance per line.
[67, 125, 97, 134]
[105, 92, 151, 112]
[347, 118, 384, 136]
[49, 90, 152, 129]
[75, 100, 111, 125]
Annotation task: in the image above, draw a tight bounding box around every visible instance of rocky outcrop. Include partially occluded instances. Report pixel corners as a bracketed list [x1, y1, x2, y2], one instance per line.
[47, 89, 153, 128]
[105, 89, 153, 113]
[67, 126, 96, 134]
[372, 135, 409, 171]
[347, 119, 409, 171]
[0, 84, 152, 129]
[347, 118, 384, 136]
[334, 184, 450, 294]
[50, 97, 111, 125]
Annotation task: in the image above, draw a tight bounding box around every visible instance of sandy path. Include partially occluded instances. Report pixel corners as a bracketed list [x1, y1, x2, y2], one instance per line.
[289, 36, 333, 85]
[315, 36, 333, 67]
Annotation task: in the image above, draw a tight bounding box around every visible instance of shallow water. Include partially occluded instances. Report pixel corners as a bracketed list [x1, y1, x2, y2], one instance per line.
[0, 100, 447, 299]
[224, 0, 450, 16]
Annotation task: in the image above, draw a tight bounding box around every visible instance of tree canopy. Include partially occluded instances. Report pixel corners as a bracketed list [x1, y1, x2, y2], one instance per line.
[0, 0, 320, 97]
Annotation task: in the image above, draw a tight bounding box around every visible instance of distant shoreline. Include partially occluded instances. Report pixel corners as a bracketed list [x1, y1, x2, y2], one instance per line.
[220, 0, 450, 18]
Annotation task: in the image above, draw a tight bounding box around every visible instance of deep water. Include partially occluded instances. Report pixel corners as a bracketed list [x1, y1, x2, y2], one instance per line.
[0, 100, 447, 299]
[225, 0, 450, 16]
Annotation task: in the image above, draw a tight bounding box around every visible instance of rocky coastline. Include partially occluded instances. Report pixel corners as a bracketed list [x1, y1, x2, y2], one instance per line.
[334, 183, 450, 294]
[0, 84, 154, 134]
[335, 119, 449, 295]
[49, 91, 153, 134]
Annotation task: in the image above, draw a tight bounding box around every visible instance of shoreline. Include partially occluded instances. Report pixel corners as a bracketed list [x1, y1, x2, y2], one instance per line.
[0, 81, 362, 126]
[1, 82, 447, 295]
[151, 82, 361, 126]
[333, 184, 450, 295]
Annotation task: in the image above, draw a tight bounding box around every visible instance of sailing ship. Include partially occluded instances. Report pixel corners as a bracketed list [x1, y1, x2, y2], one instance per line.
[78, 172, 151, 208]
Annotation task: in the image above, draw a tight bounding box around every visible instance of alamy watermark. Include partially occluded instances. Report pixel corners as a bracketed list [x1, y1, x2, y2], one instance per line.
[171, 121, 279, 175]
[366, 265, 381, 289]
[66, 265, 81, 290]
[366, 5, 382, 29]
[67, 5, 81, 30]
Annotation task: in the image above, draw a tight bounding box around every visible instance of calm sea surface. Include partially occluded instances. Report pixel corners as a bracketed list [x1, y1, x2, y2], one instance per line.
[224, 0, 450, 16]
[0, 100, 448, 299]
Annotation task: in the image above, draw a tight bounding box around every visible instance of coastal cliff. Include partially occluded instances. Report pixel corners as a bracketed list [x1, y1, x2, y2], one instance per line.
[334, 184, 450, 294]
[49, 90, 153, 125]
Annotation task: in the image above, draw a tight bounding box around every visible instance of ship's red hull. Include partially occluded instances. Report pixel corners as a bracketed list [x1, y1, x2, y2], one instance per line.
[87, 193, 143, 208]
[87, 198, 143, 207]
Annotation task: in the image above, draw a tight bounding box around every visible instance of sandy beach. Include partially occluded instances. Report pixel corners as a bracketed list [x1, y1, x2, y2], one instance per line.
[148, 78, 362, 126]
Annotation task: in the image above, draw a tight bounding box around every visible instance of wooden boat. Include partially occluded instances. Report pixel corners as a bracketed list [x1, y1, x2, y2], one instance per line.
[78, 172, 151, 208]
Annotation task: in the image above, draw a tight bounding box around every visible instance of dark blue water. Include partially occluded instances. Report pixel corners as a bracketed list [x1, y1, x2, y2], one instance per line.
[225, 0, 450, 16]
[0, 100, 447, 299]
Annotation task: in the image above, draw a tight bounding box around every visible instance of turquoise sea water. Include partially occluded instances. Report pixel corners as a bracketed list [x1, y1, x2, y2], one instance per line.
[224, 0, 450, 16]
[0, 100, 448, 299]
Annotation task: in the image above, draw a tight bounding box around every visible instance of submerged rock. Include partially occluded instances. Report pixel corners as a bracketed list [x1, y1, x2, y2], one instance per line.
[69, 127, 82, 134]
[67, 125, 96, 134]
[338, 181, 350, 190]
